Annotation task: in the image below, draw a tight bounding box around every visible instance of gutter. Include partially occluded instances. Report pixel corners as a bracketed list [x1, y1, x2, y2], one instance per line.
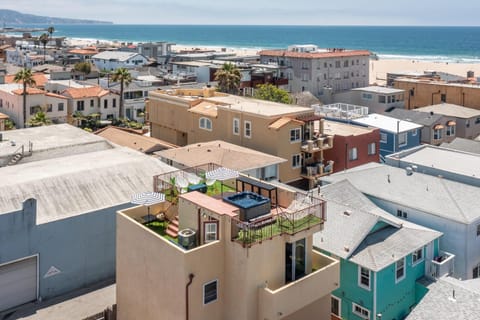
[186, 273, 195, 320]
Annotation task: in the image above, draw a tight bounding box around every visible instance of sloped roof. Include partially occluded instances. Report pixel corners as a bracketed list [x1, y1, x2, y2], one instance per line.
[387, 108, 446, 126]
[440, 138, 480, 154]
[188, 101, 219, 117]
[12, 87, 45, 95]
[323, 163, 480, 224]
[156, 140, 286, 171]
[95, 126, 176, 153]
[5, 73, 48, 87]
[92, 51, 146, 62]
[268, 117, 304, 130]
[62, 86, 111, 99]
[0, 147, 173, 224]
[314, 180, 441, 271]
[416, 103, 480, 119]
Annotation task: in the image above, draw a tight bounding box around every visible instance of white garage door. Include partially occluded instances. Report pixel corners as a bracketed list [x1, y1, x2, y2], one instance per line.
[0, 256, 37, 312]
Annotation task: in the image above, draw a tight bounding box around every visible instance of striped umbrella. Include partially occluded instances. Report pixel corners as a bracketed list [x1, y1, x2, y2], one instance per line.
[131, 192, 165, 222]
[206, 167, 239, 195]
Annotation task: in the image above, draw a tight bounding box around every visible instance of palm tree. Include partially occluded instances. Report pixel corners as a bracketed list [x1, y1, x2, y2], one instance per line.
[111, 68, 132, 119]
[14, 68, 36, 128]
[39, 33, 49, 63]
[26, 109, 52, 127]
[214, 63, 241, 94]
[47, 26, 55, 40]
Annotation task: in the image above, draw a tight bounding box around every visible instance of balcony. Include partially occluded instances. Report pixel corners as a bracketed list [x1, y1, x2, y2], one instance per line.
[231, 193, 326, 247]
[258, 250, 339, 319]
[301, 160, 334, 180]
[301, 136, 334, 153]
[430, 251, 455, 278]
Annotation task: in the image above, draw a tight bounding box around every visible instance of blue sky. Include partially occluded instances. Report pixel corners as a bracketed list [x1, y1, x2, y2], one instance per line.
[6, 1, 480, 25]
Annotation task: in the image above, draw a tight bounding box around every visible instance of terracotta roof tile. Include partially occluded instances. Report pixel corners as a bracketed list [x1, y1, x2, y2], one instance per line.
[62, 86, 111, 99]
[5, 73, 48, 87]
[259, 49, 371, 59]
[12, 87, 45, 95]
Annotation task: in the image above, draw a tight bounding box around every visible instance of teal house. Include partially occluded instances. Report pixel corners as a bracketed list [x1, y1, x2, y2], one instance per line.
[314, 181, 443, 320]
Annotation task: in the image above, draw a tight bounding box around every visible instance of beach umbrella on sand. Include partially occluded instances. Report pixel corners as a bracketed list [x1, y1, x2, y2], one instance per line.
[206, 167, 239, 195]
[131, 191, 165, 222]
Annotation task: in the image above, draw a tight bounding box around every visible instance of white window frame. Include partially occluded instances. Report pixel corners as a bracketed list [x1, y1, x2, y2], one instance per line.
[368, 142, 376, 155]
[433, 128, 442, 140]
[203, 279, 218, 305]
[395, 257, 406, 283]
[349, 147, 358, 161]
[292, 154, 301, 169]
[290, 128, 301, 143]
[412, 129, 417, 136]
[352, 303, 370, 319]
[474, 263, 480, 279]
[204, 221, 218, 243]
[358, 266, 371, 291]
[244, 121, 252, 138]
[398, 132, 407, 146]
[412, 247, 424, 266]
[233, 118, 240, 135]
[331, 295, 341, 317]
[199, 117, 212, 131]
[380, 132, 387, 143]
[446, 125, 455, 136]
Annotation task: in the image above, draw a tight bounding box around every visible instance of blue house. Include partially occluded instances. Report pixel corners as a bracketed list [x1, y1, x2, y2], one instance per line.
[314, 180, 443, 320]
[351, 113, 423, 160]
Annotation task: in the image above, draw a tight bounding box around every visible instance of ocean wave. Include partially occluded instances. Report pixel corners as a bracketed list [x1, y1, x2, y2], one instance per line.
[377, 54, 480, 63]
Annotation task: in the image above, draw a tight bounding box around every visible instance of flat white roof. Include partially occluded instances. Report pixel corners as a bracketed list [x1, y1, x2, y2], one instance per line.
[354, 113, 423, 133]
[351, 86, 405, 94]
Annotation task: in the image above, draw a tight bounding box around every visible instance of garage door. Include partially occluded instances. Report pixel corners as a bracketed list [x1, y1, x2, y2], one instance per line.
[0, 256, 37, 312]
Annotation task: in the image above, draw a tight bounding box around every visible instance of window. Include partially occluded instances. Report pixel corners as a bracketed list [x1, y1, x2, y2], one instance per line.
[199, 117, 212, 131]
[396, 258, 406, 282]
[412, 129, 417, 136]
[76, 100, 85, 111]
[397, 209, 408, 219]
[412, 247, 424, 265]
[90, 99, 94, 107]
[244, 121, 252, 138]
[378, 95, 386, 103]
[368, 142, 376, 155]
[446, 124, 456, 136]
[46, 104, 52, 112]
[344, 60, 349, 67]
[349, 147, 358, 161]
[290, 128, 301, 142]
[203, 280, 218, 305]
[466, 119, 470, 128]
[30, 106, 41, 115]
[477, 224, 480, 236]
[58, 103, 64, 111]
[331, 296, 341, 317]
[358, 266, 370, 290]
[476, 117, 480, 124]
[352, 303, 370, 319]
[335, 61, 341, 68]
[441, 94, 446, 102]
[433, 128, 442, 140]
[203, 221, 218, 243]
[361, 93, 373, 100]
[398, 132, 407, 146]
[233, 118, 240, 135]
[474, 263, 480, 279]
[292, 154, 301, 168]
[380, 133, 387, 143]
[113, 99, 117, 108]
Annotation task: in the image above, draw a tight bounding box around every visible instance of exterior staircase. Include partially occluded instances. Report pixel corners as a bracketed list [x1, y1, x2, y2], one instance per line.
[166, 216, 179, 239]
[7, 153, 24, 166]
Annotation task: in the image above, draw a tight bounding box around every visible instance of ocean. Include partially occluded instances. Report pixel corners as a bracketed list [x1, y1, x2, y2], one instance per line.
[13, 25, 480, 62]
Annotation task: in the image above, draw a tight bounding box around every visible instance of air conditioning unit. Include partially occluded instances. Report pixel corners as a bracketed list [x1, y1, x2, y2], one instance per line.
[178, 228, 196, 250]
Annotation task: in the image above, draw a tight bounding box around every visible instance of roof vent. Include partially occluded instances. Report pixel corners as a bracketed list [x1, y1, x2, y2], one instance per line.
[406, 167, 413, 176]
[411, 165, 418, 172]
[343, 210, 352, 216]
[344, 246, 350, 252]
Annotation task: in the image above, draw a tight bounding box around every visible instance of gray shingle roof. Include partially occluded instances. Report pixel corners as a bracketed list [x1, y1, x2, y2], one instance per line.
[314, 180, 441, 271]
[407, 277, 480, 320]
[323, 163, 480, 224]
[387, 108, 445, 126]
[440, 138, 480, 155]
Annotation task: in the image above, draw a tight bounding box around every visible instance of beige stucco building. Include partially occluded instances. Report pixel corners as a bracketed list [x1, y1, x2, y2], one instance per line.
[117, 166, 339, 320]
[147, 88, 334, 189]
[393, 78, 480, 111]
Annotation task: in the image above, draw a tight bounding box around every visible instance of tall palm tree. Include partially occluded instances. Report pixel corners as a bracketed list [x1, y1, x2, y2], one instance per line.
[39, 33, 49, 63]
[214, 63, 241, 94]
[111, 68, 132, 119]
[47, 26, 55, 39]
[14, 68, 36, 128]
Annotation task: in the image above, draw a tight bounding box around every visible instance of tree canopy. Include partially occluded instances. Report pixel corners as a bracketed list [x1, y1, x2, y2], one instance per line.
[14, 68, 36, 127]
[254, 83, 292, 104]
[26, 110, 52, 127]
[214, 63, 241, 94]
[111, 68, 133, 119]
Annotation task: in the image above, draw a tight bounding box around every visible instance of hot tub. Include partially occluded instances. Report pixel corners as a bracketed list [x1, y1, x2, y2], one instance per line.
[223, 191, 271, 221]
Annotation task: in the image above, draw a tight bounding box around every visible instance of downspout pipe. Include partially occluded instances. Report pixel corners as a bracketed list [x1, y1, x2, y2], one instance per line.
[186, 273, 195, 320]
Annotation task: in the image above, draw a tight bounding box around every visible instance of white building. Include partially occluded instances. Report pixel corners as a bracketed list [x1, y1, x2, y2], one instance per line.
[259, 45, 370, 101]
[6, 47, 53, 68]
[324, 163, 480, 280]
[0, 84, 67, 127]
[61, 86, 120, 121]
[333, 86, 406, 114]
[92, 51, 149, 71]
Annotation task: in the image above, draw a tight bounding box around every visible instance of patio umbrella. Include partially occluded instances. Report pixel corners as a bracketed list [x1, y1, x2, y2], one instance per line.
[205, 167, 239, 195]
[131, 191, 166, 222]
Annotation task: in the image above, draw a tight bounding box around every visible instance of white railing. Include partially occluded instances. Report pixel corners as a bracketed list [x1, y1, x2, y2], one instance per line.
[313, 103, 368, 120]
[430, 251, 455, 278]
